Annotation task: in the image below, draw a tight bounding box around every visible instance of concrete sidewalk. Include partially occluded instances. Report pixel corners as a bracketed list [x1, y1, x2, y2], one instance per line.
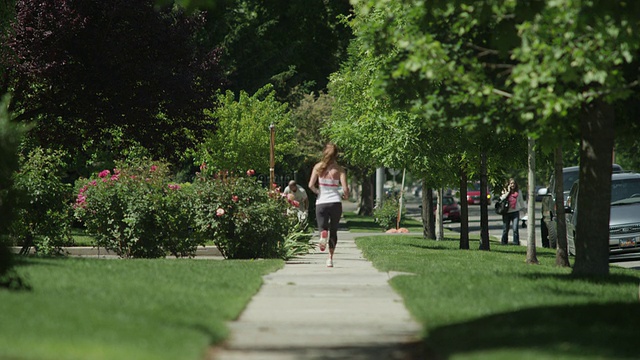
[211, 229, 423, 359]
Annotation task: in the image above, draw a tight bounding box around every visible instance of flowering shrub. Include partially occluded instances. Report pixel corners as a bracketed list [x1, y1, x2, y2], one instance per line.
[192, 172, 300, 259]
[75, 160, 310, 259]
[161, 182, 206, 257]
[74, 160, 204, 258]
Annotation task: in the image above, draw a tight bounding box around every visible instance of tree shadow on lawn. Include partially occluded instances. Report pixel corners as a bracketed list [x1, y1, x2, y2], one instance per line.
[425, 302, 640, 359]
[343, 219, 383, 232]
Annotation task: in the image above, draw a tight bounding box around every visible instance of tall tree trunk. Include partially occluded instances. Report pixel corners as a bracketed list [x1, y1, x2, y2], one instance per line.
[554, 145, 571, 267]
[573, 99, 614, 276]
[435, 188, 443, 240]
[459, 167, 469, 249]
[358, 171, 374, 216]
[422, 180, 435, 239]
[479, 151, 490, 250]
[526, 137, 539, 264]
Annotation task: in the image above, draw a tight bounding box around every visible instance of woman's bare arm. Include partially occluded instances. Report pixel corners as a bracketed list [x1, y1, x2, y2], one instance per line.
[308, 164, 320, 195]
[340, 168, 349, 200]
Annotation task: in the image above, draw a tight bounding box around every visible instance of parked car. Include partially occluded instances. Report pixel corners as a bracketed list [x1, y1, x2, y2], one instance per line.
[534, 185, 545, 202]
[466, 182, 491, 205]
[564, 172, 640, 260]
[437, 195, 461, 222]
[537, 164, 623, 248]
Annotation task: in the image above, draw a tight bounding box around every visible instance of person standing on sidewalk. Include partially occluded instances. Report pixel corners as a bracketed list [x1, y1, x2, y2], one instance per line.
[308, 143, 349, 267]
[499, 178, 526, 245]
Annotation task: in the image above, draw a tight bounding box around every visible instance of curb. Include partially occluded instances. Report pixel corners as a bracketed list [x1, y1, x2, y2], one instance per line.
[10, 245, 223, 258]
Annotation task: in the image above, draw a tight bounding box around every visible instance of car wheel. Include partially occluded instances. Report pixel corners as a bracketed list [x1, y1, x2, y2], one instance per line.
[568, 231, 576, 256]
[546, 220, 558, 249]
[540, 219, 549, 248]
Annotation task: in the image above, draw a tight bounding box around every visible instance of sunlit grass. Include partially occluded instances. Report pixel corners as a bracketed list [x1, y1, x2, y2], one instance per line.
[0, 257, 283, 360]
[357, 235, 640, 360]
[342, 212, 424, 233]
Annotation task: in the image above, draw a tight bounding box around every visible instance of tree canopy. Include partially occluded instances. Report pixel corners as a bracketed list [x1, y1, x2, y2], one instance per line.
[1, 0, 226, 164]
[195, 85, 297, 175]
[338, 0, 640, 274]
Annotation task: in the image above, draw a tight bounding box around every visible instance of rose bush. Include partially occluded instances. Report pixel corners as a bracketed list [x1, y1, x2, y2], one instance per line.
[74, 160, 204, 258]
[192, 170, 306, 259]
[74, 161, 310, 259]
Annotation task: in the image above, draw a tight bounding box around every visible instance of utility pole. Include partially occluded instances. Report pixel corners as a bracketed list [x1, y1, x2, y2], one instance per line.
[269, 123, 275, 188]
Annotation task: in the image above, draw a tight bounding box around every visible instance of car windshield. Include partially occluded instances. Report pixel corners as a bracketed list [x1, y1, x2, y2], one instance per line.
[562, 171, 579, 192]
[611, 178, 640, 205]
[443, 197, 455, 205]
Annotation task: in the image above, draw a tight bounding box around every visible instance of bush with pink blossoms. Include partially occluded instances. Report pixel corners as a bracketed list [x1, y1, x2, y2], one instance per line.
[191, 171, 303, 259]
[74, 160, 205, 258]
[74, 160, 310, 259]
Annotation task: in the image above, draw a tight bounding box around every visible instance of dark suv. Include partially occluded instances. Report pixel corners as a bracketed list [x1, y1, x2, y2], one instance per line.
[565, 172, 640, 260]
[537, 164, 623, 248]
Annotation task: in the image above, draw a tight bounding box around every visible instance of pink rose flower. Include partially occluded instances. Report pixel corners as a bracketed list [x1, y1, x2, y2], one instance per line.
[246, 169, 255, 176]
[232, 195, 239, 202]
[168, 184, 181, 190]
[216, 208, 225, 217]
[150, 165, 158, 172]
[292, 200, 300, 208]
[110, 175, 119, 181]
[98, 170, 110, 178]
[89, 180, 97, 186]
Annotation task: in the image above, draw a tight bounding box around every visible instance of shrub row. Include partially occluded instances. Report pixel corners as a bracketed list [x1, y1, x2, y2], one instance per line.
[6, 148, 310, 259]
[73, 161, 310, 259]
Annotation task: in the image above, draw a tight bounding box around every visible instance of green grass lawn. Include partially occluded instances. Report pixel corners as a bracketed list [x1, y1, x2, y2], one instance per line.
[69, 227, 94, 246]
[342, 212, 424, 233]
[356, 235, 640, 360]
[68, 228, 219, 247]
[0, 257, 283, 360]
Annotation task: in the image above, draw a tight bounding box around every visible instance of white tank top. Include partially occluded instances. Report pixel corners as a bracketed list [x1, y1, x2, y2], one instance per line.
[316, 177, 341, 205]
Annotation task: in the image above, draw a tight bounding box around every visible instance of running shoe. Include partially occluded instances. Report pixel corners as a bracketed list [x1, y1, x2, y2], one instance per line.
[318, 230, 328, 252]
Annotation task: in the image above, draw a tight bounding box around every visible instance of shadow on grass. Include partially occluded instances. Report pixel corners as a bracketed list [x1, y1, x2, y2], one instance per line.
[343, 213, 423, 233]
[425, 302, 640, 359]
[407, 241, 463, 251]
[519, 271, 640, 286]
[343, 219, 383, 232]
[12, 256, 66, 268]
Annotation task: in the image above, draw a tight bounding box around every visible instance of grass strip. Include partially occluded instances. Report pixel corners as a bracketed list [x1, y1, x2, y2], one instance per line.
[342, 212, 424, 233]
[0, 257, 283, 360]
[356, 235, 640, 360]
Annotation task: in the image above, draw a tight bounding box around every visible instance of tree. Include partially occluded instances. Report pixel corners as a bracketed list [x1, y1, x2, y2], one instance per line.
[344, 2, 529, 248]
[352, 1, 640, 275]
[1, 0, 225, 165]
[194, 0, 353, 103]
[290, 91, 334, 166]
[195, 85, 297, 176]
[0, 94, 28, 289]
[509, 1, 640, 275]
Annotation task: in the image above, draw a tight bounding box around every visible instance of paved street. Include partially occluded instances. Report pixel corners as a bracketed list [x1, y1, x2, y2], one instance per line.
[404, 196, 543, 246]
[404, 195, 640, 270]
